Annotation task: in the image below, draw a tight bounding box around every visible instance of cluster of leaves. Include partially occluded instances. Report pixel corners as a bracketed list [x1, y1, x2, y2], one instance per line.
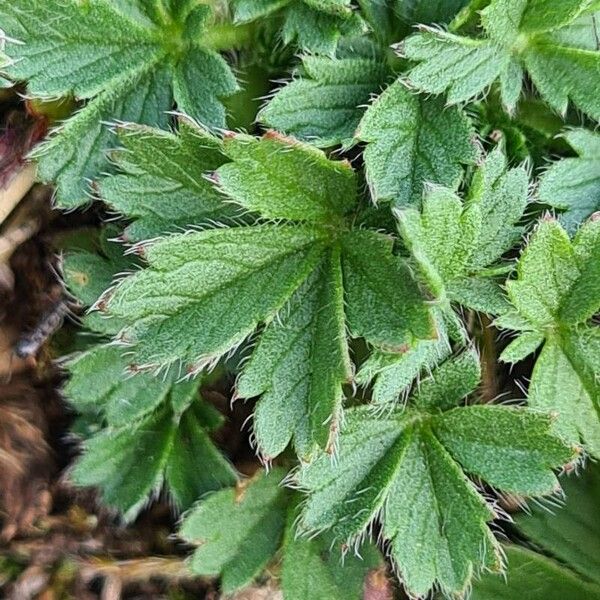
[2, 0, 600, 598]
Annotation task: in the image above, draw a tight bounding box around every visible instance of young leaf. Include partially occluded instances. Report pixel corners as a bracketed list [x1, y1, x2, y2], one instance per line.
[180, 468, 289, 594]
[403, 0, 600, 117]
[356, 80, 477, 206]
[236, 248, 351, 460]
[538, 129, 600, 232]
[397, 147, 528, 316]
[72, 395, 237, 519]
[297, 352, 574, 597]
[259, 54, 390, 148]
[0, 0, 238, 207]
[100, 121, 234, 242]
[500, 216, 600, 456]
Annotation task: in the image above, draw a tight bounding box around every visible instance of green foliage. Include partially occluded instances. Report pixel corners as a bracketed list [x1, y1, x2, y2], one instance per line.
[297, 351, 574, 597]
[9, 0, 600, 597]
[260, 53, 390, 147]
[232, 0, 366, 54]
[473, 464, 600, 598]
[499, 217, 600, 457]
[62, 236, 236, 518]
[403, 0, 600, 117]
[0, 0, 239, 207]
[357, 80, 478, 206]
[106, 132, 433, 458]
[180, 468, 384, 595]
[538, 129, 600, 231]
[99, 120, 234, 242]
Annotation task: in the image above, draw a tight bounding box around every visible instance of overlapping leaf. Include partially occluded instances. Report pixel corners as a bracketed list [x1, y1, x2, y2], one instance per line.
[396, 0, 470, 25]
[260, 52, 390, 148]
[498, 216, 600, 456]
[357, 80, 478, 206]
[403, 0, 600, 118]
[100, 120, 234, 242]
[538, 129, 600, 231]
[232, 0, 366, 54]
[0, 0, 238, 207]
[180, 468, 383, 596]
[106, 132, 434, 459]
[297, 350, 574, 597]
[71, 378, 237, 519]
[397, 147, 528, 316]
[473, 464, 600, 598]
[62, 233, 236, 518]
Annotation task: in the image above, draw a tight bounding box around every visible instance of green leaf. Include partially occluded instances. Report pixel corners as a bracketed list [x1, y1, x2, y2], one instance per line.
[499, 217, 600, 456]
[281, 527, 383, 600]
[538, 129, 600, 232]
[403, 0, 600, 118]
[412, 346, 481, 411]
[105, 131, 433, 457]
[528, 338, 600, 457]
[395, 0, 469, 24]
[355, 312, 452, 405]
[65, 344, 172, 426]
[71, 395, 236, 519]
[232, 0, 291, 22]
[0, 0, 238, 207]
[62, 231, 133, 335]
[499, 330, 545, 362]
[108, 223, 331, 368]
[180, 468, 289, 594]
[99, 121, 233, 242]
[298, 357, 573, 598]
[259, 55, 390, 148]
[233, 0, 365, 54]
[397, 147, 528, 316]
[471, 545, 600, 600]
[216, 132, 357, 224]
[237, 248, 351, 460]
[282, 3, 366, 55]
[356, 80, 478, 206]
[341, 229, 435, 350]
[515, 463, 600, 586]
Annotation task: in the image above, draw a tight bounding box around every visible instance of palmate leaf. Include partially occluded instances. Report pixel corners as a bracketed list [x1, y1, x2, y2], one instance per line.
[356, 80, 478, 206]
[62, 232, 236, 518]
[180, 468, 383, 596]
[538, 129, 600, 232]
[297, 350, 575, 597]
[0, 0, 238, 207]
[259, 52, 390, 148]
[403, 0, 600, 118]
[106, 132, 434, 459]
[232, 0, 366, 54]
[499, 216, 600, 457]
[100, 120, 234, 242]
[397, 147, 528, 316]
[71, 385, 237, 519]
